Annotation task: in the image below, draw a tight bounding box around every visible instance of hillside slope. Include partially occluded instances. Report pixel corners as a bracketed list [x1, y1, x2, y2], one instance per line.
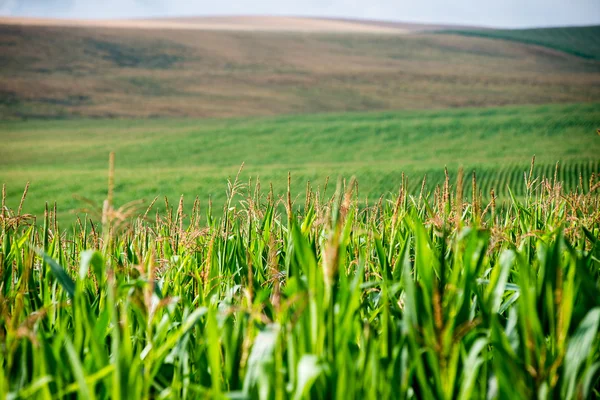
[2, 102, 599, 221]
[444, 25, 600, 60]
[0, 16, 414, 33]
[1, 21, 599, 119]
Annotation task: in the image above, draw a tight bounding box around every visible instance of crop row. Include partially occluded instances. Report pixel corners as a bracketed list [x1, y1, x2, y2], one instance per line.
[402, 159, 600, 201]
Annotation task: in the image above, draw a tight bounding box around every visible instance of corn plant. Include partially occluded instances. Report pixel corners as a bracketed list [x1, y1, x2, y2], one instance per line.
[0, 164, 599, 399]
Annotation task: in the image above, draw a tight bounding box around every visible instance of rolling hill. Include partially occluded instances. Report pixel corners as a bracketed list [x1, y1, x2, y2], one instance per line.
[442, 25, 600, 60]
[1, 17, 599, 223]
[1, 102, 599, 222]
[0, 18, 599, 119]
[0, 15, 416, 33]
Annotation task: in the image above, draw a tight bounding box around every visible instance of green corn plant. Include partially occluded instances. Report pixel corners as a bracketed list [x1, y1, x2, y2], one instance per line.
[0, 167, 599, 399]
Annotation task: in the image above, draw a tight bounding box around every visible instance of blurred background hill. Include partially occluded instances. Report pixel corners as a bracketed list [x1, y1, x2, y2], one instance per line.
[0, 17, 599, 119]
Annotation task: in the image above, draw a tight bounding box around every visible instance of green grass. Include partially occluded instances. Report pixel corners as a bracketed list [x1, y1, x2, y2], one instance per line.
[1, 166, 599, 399]
[1, 102, 599, 223]
[443, 25, 600, 60]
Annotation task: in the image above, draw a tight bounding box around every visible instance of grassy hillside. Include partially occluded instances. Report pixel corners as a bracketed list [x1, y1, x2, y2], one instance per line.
[1, 23, 599, 119]
[444, 25, 600, 60]
[1, 102, 599, 222]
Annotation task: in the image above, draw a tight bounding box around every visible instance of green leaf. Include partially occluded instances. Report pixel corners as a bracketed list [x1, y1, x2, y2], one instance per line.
[35, 248, 75, 298]
[293, 355, 322, 400]
[79, 250, 104, 280]
[15, 376, 53, 399]
[457, 338, 487, 400]
[563, 307, 600, 399]
[65, 339, 94, 400]
[243, 324, 279, 397]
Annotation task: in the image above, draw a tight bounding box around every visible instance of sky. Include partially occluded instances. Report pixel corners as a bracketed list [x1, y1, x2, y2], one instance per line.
[0, 0, 599, 29]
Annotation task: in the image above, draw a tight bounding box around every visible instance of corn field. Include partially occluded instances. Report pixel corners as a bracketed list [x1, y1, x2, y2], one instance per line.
[1, 163, 600, 399]
[401, 160, 600, 199]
